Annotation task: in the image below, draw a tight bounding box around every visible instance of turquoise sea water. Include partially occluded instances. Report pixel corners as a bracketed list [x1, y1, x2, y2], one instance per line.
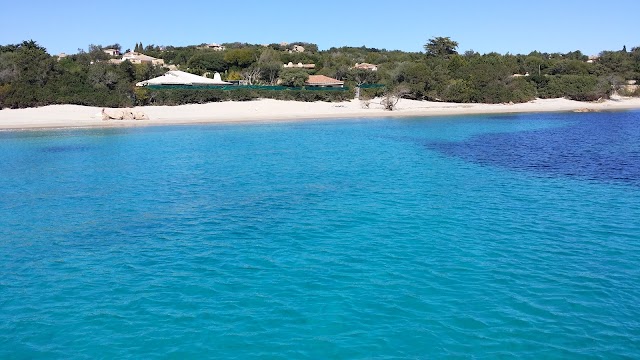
[1, 111, 639, 358]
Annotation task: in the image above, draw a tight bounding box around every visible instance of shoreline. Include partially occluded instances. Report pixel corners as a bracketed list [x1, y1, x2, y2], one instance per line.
[1, 97, 640, 131]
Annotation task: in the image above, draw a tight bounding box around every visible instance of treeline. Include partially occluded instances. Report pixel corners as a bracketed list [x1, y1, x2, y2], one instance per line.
[0, 41, 165, 108]
[1, 39, 639, 109]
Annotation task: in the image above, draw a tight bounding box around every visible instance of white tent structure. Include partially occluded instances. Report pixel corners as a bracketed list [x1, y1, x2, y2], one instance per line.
[136, 70, 231, 87]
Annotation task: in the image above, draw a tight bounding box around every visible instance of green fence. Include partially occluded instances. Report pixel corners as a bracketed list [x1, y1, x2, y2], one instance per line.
[146, 85, 350, 91]
[359, 84, 385, 89]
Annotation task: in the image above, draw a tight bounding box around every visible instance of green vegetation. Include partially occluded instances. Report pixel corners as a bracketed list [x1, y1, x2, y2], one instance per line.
[424, 37, 459, 58]
[0, 41, 164, 108]
[279, 68, 309, 87]
[145, 87, 352, 106]
[1, 38, 639, 109]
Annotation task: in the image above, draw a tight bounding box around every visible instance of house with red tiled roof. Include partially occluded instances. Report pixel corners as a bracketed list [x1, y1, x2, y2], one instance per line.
[305, 75, 344, 88]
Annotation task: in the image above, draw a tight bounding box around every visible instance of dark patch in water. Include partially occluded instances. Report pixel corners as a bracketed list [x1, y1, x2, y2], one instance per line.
[41, 145, 93, 153]
[429, 111, 640, 186]
[484, 114, 523, 121]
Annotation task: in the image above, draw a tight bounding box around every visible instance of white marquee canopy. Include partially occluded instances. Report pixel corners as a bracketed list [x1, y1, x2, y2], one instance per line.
[136, 71, 231, 86]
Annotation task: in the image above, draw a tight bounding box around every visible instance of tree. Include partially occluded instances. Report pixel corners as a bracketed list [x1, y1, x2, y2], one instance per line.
[187, 52, 227, 74]
[0, 51, 18, 84]
[257, 48, 282, 85]
[348, 68, 379, 87]
[381, 84, 409, 110]
[348, 68, 379, 98]
[258, 48, 281, 63]
[279, 68, 309, 87]
[119, 60, 135, 82]
[224, 48, 258, 68]
[464, 49, 480, 57]
[134, 42, 145, 53]
[241, 65, 261, 85]
[390, 61, 446, 100]
[87, 62, 119, 90]
[12, 40, 53, 86]
[105, 43, 121, 51]
[259, 62, 281, 85]
[424, 37, 459, 58]
[0, 40, 53, 108]
[226, 70, 242, 81]
[86, 44, 109, 62]
[267, 43, 286, 52]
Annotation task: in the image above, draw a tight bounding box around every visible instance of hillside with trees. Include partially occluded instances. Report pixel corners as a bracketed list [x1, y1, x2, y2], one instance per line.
[1, 38, 639, 109]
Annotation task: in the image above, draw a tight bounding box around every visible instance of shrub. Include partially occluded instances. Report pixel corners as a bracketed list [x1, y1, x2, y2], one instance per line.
[540, 75, 611, 101]
[146, 87, 352, 105]
[440, 79, 473, 103]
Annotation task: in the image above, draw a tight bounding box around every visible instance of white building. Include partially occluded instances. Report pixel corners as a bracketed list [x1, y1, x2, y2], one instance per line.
[136, 70, 231, 86]
[353, 63, 378, 71]
[283, 62, 315, 69]
[204, 43, 226, 51]
[103, 48, 120, 56]
[112, 52, 165, 66]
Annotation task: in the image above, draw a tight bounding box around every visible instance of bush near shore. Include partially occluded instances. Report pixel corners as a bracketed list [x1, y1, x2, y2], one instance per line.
[1, 40, 639, 109]
[142, 88, 353, 106]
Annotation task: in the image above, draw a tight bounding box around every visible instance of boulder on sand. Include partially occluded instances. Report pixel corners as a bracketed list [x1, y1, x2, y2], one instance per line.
[134, 112, 149, 120]
[101, 108, 149, 120]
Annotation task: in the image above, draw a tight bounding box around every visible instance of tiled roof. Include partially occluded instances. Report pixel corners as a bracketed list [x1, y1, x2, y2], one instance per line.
[306, 75, 344, 85]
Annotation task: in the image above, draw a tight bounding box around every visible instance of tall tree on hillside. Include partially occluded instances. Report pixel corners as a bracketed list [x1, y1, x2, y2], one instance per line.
[257, 48, 282, 85]
[424, 37, 459, 58]
[186, 52, 227, 74]
[224, 48, 258, 68]
[105, 43, 121, 51]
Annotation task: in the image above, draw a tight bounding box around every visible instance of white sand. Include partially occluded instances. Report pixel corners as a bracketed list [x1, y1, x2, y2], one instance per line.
[1, 97, 640, 130]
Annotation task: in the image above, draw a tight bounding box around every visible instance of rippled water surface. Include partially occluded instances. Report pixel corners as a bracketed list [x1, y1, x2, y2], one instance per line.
[1, 111, 640, 358]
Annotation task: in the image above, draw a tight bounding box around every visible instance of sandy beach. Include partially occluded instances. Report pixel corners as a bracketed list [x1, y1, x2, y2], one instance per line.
[1, 97, 640, 130]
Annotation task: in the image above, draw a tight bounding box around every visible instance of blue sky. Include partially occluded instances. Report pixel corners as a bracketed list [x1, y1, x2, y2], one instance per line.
[1, 0, 638, 56]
